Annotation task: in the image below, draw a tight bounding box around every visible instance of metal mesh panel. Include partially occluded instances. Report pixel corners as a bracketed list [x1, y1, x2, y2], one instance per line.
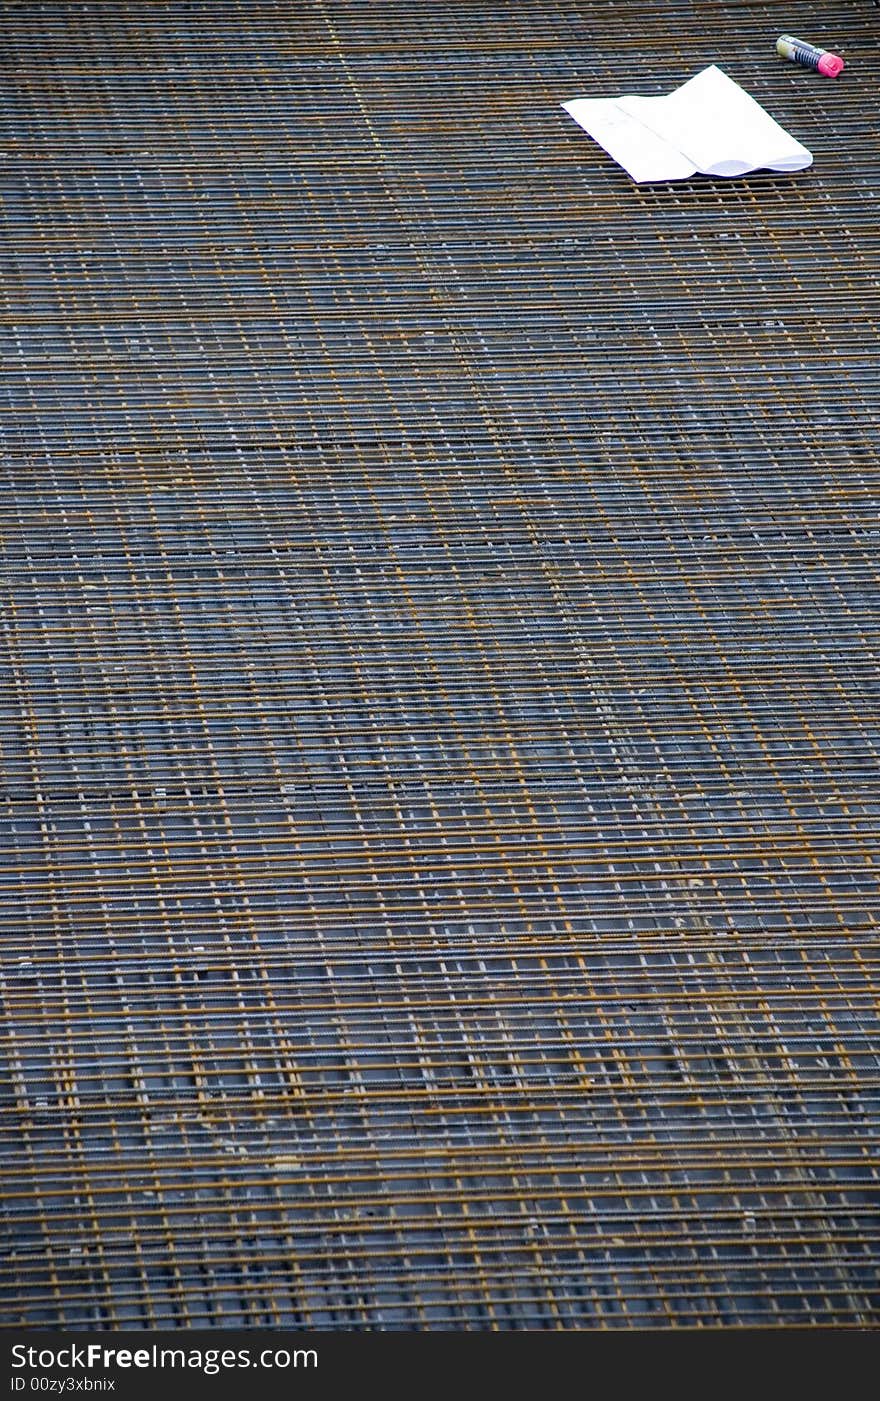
[1, 0, 879, 1328]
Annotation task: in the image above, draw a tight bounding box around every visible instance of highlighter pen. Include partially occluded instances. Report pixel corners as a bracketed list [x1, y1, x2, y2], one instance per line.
[776, 34, 845, 77]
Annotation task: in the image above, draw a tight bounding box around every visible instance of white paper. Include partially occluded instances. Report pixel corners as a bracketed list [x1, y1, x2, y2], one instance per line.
[562, 65, 812, 183]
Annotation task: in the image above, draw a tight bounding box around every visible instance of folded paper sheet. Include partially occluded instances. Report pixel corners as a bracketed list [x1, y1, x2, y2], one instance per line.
[562, 65, 812, 182]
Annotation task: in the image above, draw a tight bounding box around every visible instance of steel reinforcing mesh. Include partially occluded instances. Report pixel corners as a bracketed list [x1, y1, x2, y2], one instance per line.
[1, 0, 879, 1330]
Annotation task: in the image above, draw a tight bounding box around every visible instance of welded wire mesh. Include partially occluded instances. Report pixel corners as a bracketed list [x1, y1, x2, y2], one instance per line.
[1, 0, 879, 1329]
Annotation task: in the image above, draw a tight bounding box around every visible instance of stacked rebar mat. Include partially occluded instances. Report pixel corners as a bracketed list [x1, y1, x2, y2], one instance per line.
[1, 1, 879, 1328]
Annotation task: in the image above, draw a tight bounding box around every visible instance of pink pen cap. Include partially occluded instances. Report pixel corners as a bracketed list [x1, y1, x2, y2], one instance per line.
[818, 51, 845, 78]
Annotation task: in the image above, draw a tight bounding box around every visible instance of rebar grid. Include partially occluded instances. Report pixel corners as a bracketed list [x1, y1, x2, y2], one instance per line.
[1, 0, 879, 1329]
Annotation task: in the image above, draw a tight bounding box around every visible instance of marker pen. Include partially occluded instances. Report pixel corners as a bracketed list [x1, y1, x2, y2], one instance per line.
[776, 35, 845, 77]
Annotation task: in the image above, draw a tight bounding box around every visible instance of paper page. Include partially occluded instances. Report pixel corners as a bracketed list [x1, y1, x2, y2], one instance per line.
[619, 66, 812, 177]
[561, 97, 696, 182]
[562, 66, 812, 182]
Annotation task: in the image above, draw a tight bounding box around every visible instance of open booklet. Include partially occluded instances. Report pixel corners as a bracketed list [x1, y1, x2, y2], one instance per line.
[562, 65, 812, 182]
